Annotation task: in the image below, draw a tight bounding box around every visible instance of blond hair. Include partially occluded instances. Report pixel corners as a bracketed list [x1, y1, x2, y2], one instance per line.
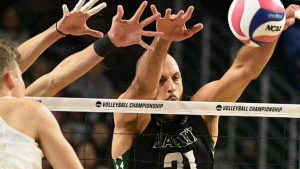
[0, 40, 21, 83]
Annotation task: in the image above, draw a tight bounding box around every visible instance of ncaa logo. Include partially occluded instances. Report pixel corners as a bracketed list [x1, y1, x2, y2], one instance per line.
[96, 101, 102, 107]
[265, 25, 282, 32]
[216, 105, 222, 111]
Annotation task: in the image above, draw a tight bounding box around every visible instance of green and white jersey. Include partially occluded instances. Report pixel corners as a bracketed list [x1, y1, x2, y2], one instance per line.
[113, 95, 215, 169]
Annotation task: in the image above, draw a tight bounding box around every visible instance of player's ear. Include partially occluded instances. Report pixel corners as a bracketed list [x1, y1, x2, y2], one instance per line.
[4, 71, 16, 89]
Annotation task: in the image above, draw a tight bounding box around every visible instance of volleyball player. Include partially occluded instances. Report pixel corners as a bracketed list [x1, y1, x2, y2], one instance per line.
[0, 40, 83, 168]
[111, 4, 300, 169]
[0, 0, 110, 168]
[0, 1, 162, 168]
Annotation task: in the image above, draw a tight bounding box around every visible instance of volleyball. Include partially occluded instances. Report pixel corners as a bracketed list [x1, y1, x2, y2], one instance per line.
[228, 0, 286, 47]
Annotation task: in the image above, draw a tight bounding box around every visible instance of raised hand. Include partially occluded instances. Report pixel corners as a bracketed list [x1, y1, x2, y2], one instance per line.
[56, 0, 106, 38]
[108, 1, 163, 51]
[151, 5, 203, 42]
[283, 4, 300, 30]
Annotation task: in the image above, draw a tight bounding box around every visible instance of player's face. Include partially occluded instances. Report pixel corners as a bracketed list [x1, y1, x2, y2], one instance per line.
[155, 55, 183, 102]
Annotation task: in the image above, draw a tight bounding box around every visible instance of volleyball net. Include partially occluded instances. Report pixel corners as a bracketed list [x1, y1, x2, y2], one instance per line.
[28, 97, 300, 169]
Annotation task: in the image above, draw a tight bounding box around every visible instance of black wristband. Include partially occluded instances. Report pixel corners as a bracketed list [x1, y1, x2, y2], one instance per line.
[94, 34, 116, 57]
[55, 22, 69, 37]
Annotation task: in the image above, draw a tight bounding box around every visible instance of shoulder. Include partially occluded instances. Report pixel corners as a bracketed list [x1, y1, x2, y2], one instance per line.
[1, 98, 41, 110]
[2, 98, 53, 120]
[14, 99, 60, 136]
[0, 98, 55, 140]
[15, 98, 48, 112]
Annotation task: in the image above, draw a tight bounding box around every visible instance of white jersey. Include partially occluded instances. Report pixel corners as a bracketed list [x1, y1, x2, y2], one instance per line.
[0, 116, 44, 169]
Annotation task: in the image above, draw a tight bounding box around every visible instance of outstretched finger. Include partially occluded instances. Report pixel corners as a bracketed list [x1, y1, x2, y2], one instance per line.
[151, 5, 159, 15]
[182, 6, 194, 21]
[142, 30, 164, 37]
[184, 23, 203, 37]
[62, 4, 70, 16]
[174, 10, 184, 20]
[115, 5, 124, 21]
[81, 0, 99, 13]
[73, 0, 86, 12]
[139, 40, 154, 51]
[86, 29, 104, 38]
[87, 2, 107, 16]
[132, 1, 148, 21]
[164, 9, 171, 20]
[140, 13, 161, 27]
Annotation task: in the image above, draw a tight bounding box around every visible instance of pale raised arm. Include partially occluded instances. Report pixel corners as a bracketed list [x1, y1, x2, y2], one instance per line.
[25, 45, 101, 97]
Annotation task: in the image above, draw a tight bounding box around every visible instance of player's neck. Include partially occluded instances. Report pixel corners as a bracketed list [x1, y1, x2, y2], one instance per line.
[0, 89, 14, 98]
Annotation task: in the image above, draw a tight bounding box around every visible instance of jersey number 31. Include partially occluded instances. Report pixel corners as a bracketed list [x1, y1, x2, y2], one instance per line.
[164, 150, 197, 169]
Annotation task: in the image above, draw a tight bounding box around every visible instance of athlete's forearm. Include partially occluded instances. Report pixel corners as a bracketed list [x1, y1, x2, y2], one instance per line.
[50, 45, 104, 89]
[233, 39, 278, 80]
[18, 24, 64, 73]
[26, 45, 104, 97]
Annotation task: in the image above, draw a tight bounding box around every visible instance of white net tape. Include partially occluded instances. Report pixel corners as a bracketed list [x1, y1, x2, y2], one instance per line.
[27, 97, 300, 118]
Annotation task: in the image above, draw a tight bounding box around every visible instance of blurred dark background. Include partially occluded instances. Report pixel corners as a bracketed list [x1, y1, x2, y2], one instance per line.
[1, 0, 300, 168]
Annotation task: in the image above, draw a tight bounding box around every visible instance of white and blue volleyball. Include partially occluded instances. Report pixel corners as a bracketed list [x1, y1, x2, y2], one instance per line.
[228, 0, 285, 47]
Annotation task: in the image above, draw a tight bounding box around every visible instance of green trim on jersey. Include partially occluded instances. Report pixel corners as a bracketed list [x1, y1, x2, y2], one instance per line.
[113, 149, 131, 169]
[210, 138, 216, 157]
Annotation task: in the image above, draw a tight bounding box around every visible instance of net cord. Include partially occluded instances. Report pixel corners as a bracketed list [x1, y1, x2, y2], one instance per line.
[26, 97, 300, 118]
